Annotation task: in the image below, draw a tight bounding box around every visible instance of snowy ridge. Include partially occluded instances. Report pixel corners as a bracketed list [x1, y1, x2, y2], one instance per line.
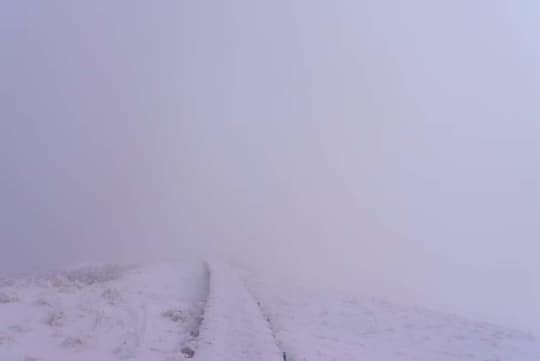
[194, 262, 283, 361]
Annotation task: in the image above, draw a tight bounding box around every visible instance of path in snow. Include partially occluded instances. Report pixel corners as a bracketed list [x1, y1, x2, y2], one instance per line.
[193, 262, 283, 361]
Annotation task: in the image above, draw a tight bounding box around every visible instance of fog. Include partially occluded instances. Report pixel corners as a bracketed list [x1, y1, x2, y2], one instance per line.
[1, 1, 539, 334]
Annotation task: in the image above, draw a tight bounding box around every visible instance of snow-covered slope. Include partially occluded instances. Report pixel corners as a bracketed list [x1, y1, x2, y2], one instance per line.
[1, 261, 539, 361]
[248, 278, 540, 361]
[0, 262, 208, 361]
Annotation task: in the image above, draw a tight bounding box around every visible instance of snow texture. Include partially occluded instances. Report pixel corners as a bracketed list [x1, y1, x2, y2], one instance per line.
[248, 278, 540, 361]
[2, 260, 539, 361]
[0, 261, 208, 361]
[194, 262, 283, 361]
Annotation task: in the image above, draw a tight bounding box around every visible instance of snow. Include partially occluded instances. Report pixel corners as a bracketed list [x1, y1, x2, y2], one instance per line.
[194, 262, 282, 361]
[1, 260, 539, 361]
[248, 278, 540, 361]
[0, 261, 208, 361]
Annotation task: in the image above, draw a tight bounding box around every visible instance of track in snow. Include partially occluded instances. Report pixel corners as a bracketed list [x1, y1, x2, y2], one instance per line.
[193, 262, 284, 361]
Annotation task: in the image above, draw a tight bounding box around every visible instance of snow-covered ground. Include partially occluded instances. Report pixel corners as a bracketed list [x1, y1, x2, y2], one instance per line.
[1, 260, 539, 361]
[0, 261, 208, 361]
[194, 263, 282, 361]
[248, 278, 540, 361]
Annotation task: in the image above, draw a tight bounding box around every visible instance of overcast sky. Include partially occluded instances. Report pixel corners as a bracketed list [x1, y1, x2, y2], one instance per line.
[1, 1, 539, 334]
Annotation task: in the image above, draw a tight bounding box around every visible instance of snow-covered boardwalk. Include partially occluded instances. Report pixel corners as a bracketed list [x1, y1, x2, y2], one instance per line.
[194, 263, 283, 361]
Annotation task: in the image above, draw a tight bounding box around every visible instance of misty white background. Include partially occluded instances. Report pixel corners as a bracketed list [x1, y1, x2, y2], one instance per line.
[1, 1, 539, 334]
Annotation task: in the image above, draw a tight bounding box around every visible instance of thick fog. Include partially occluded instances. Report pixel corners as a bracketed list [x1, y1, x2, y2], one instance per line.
[1, 1, 539, 334]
